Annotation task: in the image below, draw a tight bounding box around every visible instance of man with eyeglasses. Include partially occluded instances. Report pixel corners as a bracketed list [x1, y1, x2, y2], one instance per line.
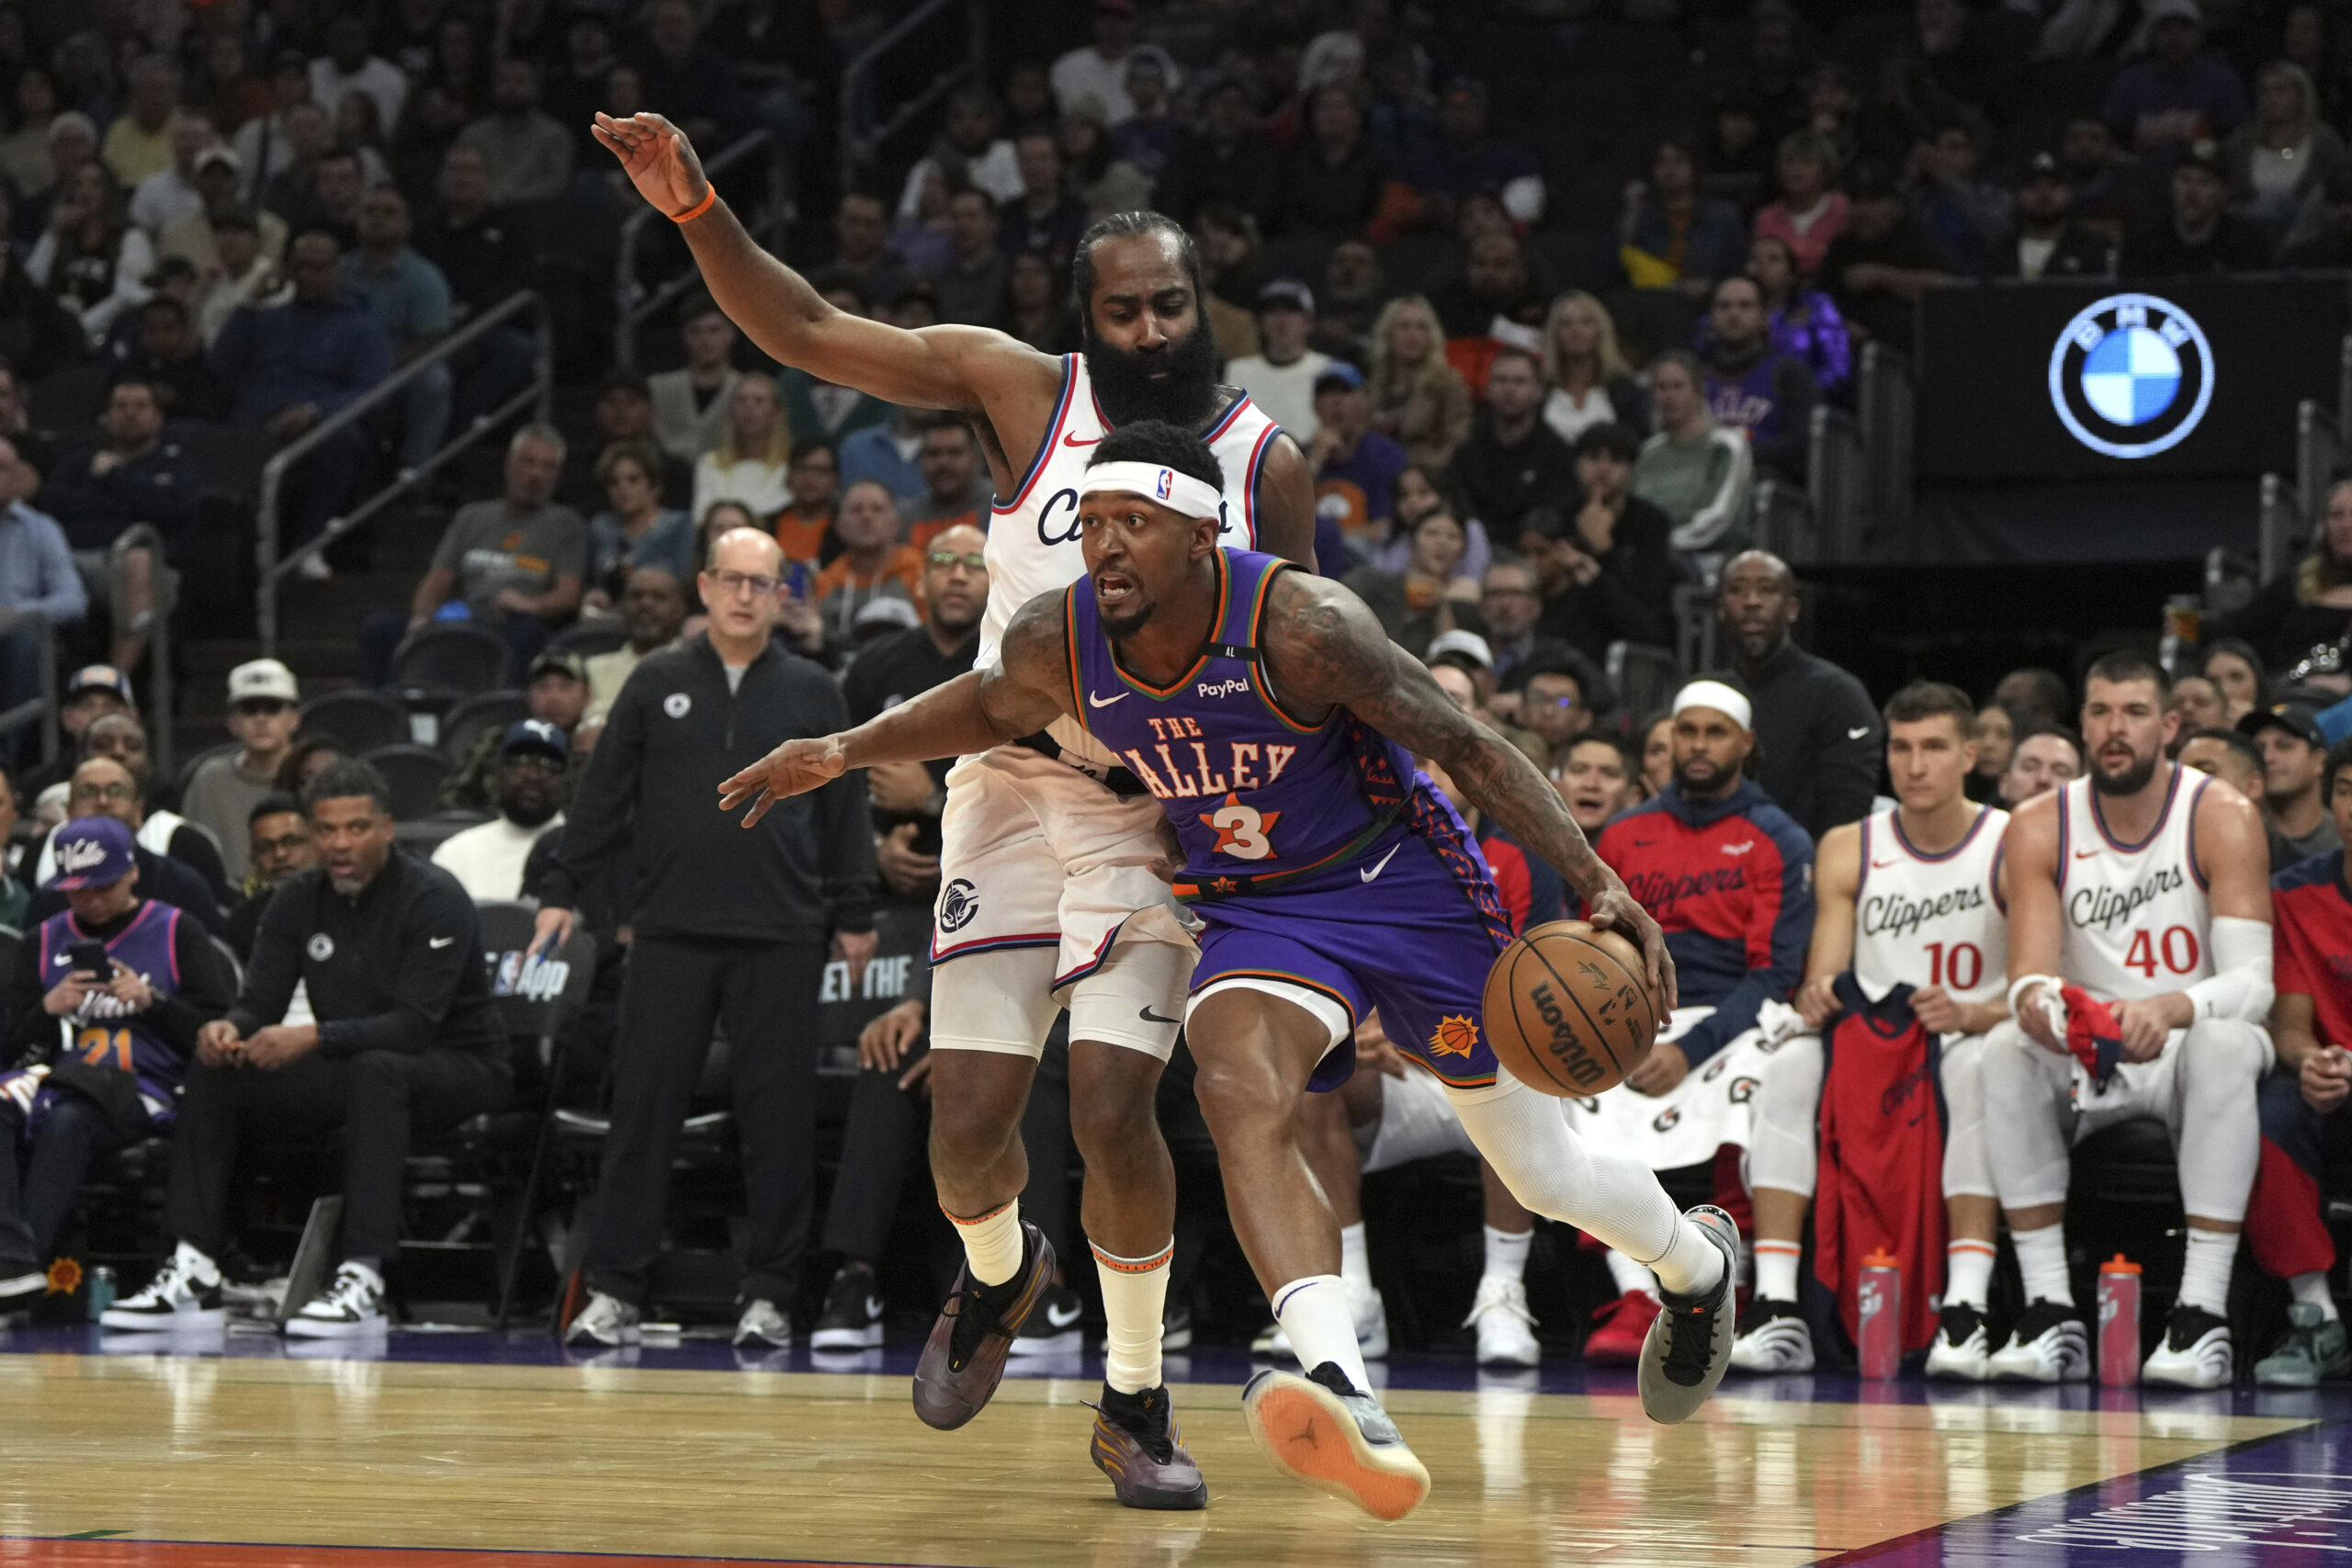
[1502, 652, 1611, 773]
[27, 758, 225, 936]
[432, 721, 568, 901]
[535, 526, 877, 1355]
[182, 659, 304, 886]
[69, 713, 232, 906]
[1471, 558, 1575, 684]
[225, 793, 316, 959]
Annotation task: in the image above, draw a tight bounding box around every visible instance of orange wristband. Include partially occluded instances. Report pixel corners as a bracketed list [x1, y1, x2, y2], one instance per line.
[670, 186, 717, 224]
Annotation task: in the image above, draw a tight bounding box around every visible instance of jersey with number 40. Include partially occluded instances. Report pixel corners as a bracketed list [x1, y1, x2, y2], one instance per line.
[2053, 767, 2215, 1004]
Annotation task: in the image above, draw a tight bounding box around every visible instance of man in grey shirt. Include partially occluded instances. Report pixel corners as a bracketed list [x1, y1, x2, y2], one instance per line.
[179, 657, 303, 886]
[928, 187, 1009, 328]
[454, 57, 575, 208]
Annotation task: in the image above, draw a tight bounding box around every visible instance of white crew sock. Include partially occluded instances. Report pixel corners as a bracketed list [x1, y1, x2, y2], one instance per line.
[2290, 1271, 2342, 1321]
[948, 1199, 1024, 1288]
[1753, 1239, 1803, 1303]
[1643, 1218, 1727, 1300]
[1945, 1239, 1997, 1313]
[1091, 1238, 1172, 1395]
[1482, 1224, 1532, 1284]
[1338, 1222, 1372, 1294]
[174, 1239, 220, 1285]
[1604, 1247, 1657, 1300]
[2177, 1227, 2238, 1316]
[1273, 1274, 1370, 1390]
[2011, 1223, 2073, 1308]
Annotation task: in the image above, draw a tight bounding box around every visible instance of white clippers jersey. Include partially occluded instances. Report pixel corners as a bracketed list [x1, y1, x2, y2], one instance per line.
[2055, 767, 2215, 1003]
[1853, 804, 2009, 1005]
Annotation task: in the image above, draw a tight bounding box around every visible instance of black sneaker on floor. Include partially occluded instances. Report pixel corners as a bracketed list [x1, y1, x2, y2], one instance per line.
[811, 1266, 884, 1350]
[1011, 1280, 1084, 1356]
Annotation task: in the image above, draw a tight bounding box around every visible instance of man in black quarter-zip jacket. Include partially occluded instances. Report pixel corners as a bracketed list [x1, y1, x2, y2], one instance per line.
[536, 526, 876, 1350]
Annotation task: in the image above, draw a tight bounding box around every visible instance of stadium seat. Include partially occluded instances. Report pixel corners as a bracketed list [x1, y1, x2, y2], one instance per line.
[441, 690, 530, 761]
[549, 624, 628, 660]
[389, 623, 508, 698]
[299, 690, 408, 754]
[360, 744, 454, 821]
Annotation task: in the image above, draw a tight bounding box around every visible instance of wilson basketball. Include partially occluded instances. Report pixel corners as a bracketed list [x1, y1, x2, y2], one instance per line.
[1481, 919, 1660, 1097]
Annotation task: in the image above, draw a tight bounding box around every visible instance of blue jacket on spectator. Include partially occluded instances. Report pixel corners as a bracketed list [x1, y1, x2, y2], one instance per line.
[209, 292, 396, 427]
[40, 438, 203, 554]
[0, 499, 87, 624]
[340, 248, 453, 344]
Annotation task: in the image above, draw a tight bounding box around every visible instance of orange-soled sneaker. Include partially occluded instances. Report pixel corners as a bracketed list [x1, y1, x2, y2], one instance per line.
[1241, 1362, 1430, 1522]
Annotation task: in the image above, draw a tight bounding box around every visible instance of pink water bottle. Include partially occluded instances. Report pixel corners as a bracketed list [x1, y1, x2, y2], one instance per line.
[1856, 1249, 1903, 1379]
[2098, 1255, 2143, 1385]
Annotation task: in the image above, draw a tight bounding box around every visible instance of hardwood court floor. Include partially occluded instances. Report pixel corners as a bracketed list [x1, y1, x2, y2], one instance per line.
[0, 1347, 2323, 1567]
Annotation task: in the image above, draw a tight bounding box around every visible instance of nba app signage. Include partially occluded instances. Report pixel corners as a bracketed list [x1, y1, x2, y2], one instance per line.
[2046, 293, 2213, 459]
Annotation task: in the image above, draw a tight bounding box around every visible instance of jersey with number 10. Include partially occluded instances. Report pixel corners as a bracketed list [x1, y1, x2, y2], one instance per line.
[1853, 803, 2008, 1005]
[2054, 766, 2214, 1003]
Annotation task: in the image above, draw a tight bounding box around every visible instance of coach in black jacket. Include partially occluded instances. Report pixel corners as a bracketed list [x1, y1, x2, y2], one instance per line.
[1717, 549, 1882, 841]
[536, 525, 876, 1348]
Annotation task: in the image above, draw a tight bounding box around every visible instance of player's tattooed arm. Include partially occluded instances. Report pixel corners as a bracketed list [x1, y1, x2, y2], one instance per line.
[1263, 571, 1679, 1008]
[717, 594, 1075, 828]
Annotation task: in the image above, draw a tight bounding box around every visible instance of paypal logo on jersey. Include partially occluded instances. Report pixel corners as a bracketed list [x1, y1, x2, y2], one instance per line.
[1035, 487, 1242, 547]
[1196, 677, 1251, 699]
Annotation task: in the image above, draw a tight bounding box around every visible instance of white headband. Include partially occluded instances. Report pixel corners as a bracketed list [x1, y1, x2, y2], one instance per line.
[1672, 679, 1753, 732]
[1080, 461, 1222, 520]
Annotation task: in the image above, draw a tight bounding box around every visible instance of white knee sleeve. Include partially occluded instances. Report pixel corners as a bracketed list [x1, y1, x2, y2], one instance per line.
[1447, 1075, 1681, 1267]
[2171, 1017, 2269, 1224]
[1939, 1032, 1995, 1201]
[1978, 1020, 2078, 1213]
[1747, 1031, 1824, 1199]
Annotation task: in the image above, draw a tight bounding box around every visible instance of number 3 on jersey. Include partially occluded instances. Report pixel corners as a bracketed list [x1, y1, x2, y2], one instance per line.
[1199, 794, 1280, 861]
[2122, 926, 2201, 978]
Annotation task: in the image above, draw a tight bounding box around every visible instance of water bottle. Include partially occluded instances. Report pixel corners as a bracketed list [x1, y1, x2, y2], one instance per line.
[1856, 1249, 1903, 1380]
[86, 1266, 114, 1321]
[2097, 1254, 2142, 1385]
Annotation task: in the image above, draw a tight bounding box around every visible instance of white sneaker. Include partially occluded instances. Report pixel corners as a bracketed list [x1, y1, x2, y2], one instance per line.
[100, 1241, 226, 1331]
[1464, 1276, 1541, 1368]
[732, 1298, 792, 1349]
[1349, 1276, 1390, 1360]
[564, 1290, 642, 1348]
[1728, 1300, 1816, 1373]
[284, 1261, 388, 1337]
[0, 1269, 46, 1308]
[1925, 1303, 1992, 1382]
[2142, 1304, 2232, 1390]
[1986, 1300, 2090, 1382]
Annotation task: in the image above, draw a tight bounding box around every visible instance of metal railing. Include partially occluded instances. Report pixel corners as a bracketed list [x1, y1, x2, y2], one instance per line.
[1858, 343, 1914, 541]
[613, 130, 788, 370]
[2298, 397, 2339, 535]
[255, 291, 554, 654]
[0, 607, 59, 764]
[2258, 470, 2306, 588]
[1747, 406, 1864, 569]
[839, 0, 988, 196]
[110, 524, 175, 775]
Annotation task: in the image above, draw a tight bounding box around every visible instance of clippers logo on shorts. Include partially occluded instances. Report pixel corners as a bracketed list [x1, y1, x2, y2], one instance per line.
[2047, 293, 2214, 459]
[306, 932, 334, 962]
[938, 877, 978, 932]
[663, 693, 691, 719]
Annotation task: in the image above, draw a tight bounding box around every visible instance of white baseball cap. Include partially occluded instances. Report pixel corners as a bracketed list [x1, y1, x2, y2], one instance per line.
[227, 658, 299, 706]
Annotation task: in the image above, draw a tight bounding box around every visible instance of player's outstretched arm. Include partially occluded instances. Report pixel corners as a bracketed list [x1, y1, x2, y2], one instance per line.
[1261, 571, 1678, 1010]
[718, 592, 1077, 827]
[594, 113, 1053, 413]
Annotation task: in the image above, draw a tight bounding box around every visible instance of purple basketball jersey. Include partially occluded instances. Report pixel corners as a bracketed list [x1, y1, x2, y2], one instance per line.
[36, 899, 189, 1123]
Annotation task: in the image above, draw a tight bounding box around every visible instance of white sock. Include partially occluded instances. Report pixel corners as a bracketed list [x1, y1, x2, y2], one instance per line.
[2177, 1227, 2237, 1316]
[1644, 1218, 1727, 1300]
[1338, 1222, 1372, 1294]
[2290, 1271, 2341, 1321]
[1604, 1247, 1657, 1300]
[1753, 1239, 1803, 1303]
[1482, 1224, 1532, 1284]
[1273, 1274, 1370, 1390]
[174, 1239, 219, 1284]
[2011, 1223, 2073, 1308]
[1091, 1238, 1171, 1395]
[948, 1199, 1024, 1288]
[1945, 1239, 1996, 1313]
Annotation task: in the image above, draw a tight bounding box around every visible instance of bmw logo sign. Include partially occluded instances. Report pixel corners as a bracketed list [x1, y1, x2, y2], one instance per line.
[2047, 292, 2215, 459]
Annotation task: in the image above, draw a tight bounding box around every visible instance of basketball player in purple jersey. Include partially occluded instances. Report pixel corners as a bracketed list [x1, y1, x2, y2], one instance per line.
[592, 115, 1316, 1506]
[723, 423, 1741, 1519]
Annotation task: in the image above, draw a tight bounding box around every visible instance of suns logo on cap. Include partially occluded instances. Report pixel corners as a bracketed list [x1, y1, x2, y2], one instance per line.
[1156, 468, 1173, 500]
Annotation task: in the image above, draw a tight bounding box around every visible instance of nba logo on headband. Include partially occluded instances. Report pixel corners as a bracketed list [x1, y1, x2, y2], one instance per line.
[1156, 469, 1173, 499]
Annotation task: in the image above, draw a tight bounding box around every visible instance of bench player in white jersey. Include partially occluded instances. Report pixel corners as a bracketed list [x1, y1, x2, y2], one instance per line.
[1733, 682, 2013, 1379]
[592, 114, 1315, 1505]
[1984, 650, 2273, 1388]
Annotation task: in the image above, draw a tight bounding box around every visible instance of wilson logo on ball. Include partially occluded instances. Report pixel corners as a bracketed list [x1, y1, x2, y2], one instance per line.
[1528, 983, 1604, 1086]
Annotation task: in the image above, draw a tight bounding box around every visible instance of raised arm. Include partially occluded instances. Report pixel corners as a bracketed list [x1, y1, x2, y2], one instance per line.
[718, 590, 1077, 827]
[1261, 570, 1677, 1008]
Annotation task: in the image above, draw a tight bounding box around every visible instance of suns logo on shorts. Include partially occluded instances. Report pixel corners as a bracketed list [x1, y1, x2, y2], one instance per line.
[1429, 1015, 1480, 1057]
[938, 878, 979, 932]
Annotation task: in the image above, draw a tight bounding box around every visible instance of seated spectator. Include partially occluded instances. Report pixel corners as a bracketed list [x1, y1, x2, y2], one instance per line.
[0, 237, 89, 381]
[2172, 676, 2231, 735]
[311, 15, 407, 132]
[2243, 705, 2343, 865]
[1913, 118, 2011, 276]
[413, 146, 528, 328]
[158, 147, 288, 278]
[440, 649, 591, 813]
[276, 736, 352, 798]
[693, 375, 795, 524]
[209, 229, 394, 581]
[40, 377, 202, 556]
[1991, 152, 2119, 280]
[1364, 294, 1471, 470]
[102, 56, 186, 191]
[0, 814, 234, 1311]
[0, 758, 27, 924]
[1227, 281, 1331, 445]
[1446, 346, 1577, 538]
[1050, 1, 1148, 124]
[2177, 725, 2293, 872]
[1617, 136, 1747, 297]
[1542, 291, 1649, 447]
[929, 186, 1009, 329]
[432, 720, 568, 901]
[1702, 275, 1819, 481]
[1374, 463, 1491, 578]
[1341, 505, 1478, 660]
[1313, 240, 1384, 365]
[1307, 364, 1408, 561]
[1557, 731, 1641, 830]
[1507, 652, 1611, 773]
[810, 481, 922, 650]
[224, 792, 313, 957]
[2224, 62, 2347, 231]
[182, 659, 301, 889]
[18, 665, 130, 802]
[455, 56, 572, 209]
[1751, 130, 1850, 279]
[1820, 164, 1955, 355]
[26, 756, 225, 935]
[30, 163, 155, 346]
[110, 297, 229, 421]
[101, 758, 509, 1337]
[280, 146, 368, 252]
[903, 421, 990, 554]
[129, 114, 220, 238]
[0, 68, 60, 205]
[1635, 351, 1753, 566]
[192, 211, 286, 346]
[1191, 200, 1263, 365]
[1154, 79, 1279, 231]
[1108, 48, 1179, 181]
[359, 423, 583, 686]
[838, 404, 932, 506]
[1381, 73, 1544, 239]
[893, 85, 1023, 223]
[17, 112, 97, 243]
[2104, 1, 2248, 159]
[824, 191, 910, 307]
[230, 51, 311, 200]
[2125, 141, 2274, 276]
[2204, 479, 2352, 670]
[2200, 637, 2270, 723]
[341, 184, 454, 472]
[256, 104, 334, 231]
[1994, 720, 2080, 806]
[585, 568, 689, 722]
[1529, 423, 1679, 658]
[649, 296, 742, 461]
[773, 439, 839, 565]
[1431, 229, 1548, 341]
[586, 440, 694, 610]
[2283, 165, 2352, 267]
[998, 130, 1086, 274]
[631, 0, 747, 147]
[0, 441, 85, 750]
[74, 713, 227, 894]
[1737, 236, 1850, 397]
[1278, 85, 1384, 241]
[1001, 248, 1078, 356]
[560, 378, 692, 518]
[1468, 556, 1576, 684]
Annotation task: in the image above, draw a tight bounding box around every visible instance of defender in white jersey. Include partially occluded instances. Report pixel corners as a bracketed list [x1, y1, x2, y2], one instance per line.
[1984, 652, 2274, 1390]
[1736, 683, 2014, 1380]
[593, 113, 1316, 1509]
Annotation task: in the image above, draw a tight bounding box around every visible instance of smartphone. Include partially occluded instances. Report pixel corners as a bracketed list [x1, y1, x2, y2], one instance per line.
[67, 941, 113, 983]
